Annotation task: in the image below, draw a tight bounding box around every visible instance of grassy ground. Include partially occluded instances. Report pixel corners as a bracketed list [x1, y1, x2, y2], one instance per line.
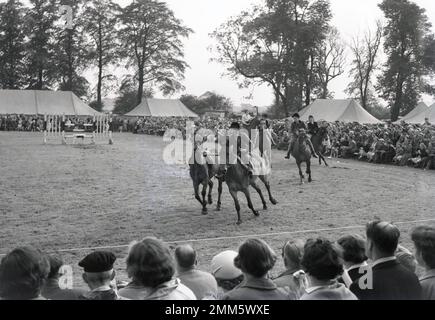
[1, 131, 434, 289]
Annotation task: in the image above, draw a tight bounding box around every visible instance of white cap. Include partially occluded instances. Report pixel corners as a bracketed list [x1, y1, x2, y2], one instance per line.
[211, 250, 242, 280]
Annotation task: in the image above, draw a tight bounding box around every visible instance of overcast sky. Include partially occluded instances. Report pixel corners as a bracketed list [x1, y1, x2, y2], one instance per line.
[122, 0, 433, 108]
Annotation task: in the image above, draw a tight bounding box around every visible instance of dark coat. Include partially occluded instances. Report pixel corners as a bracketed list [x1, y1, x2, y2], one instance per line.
[350, 260, 422, 300]
[42, 279, 87, 300]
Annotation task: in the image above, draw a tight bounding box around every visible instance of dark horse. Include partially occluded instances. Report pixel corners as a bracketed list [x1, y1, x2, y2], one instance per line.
[225, 156, 277, 225]
[189, 144, 224, 215]
[311, 126, 329, 167]
[291, 130, 312, 185]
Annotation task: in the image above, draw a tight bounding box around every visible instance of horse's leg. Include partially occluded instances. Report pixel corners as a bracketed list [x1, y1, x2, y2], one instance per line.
[250, 180, 267, 210]
[208, 180, 214, 205]
[201, 182, 208, 214]
[229, 189, 242, 225]
[243, 188, 260, 217]
[259, 175, 278, 205]
[320, 153, 329, 167]
[297, 161, 304, 185]
[193, 182, 204, 206]
[307, 160, 312, 183]
[216, 178, 223, 211]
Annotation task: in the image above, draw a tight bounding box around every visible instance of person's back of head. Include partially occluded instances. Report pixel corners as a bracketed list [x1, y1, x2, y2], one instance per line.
[282, 240, 304, 271]
[79, 251, 117, 290]
[47, 255, 63, 280]
[126, 237, 175, 288]
[411, 226, 435, 270]
[301, 238, 343, 282]
[234, 238, 276, 278]
[0, 247, 50, 300]
[175, 245, 197, 272]
[366, 220, 400, 260]
[337, 234, 367, 267]
[211, 251, 243, 292]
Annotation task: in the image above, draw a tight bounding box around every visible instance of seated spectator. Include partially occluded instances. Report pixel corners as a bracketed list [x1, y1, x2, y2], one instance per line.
[395, 245, 417, 274]
[119, 238, 196, 300]
[0, 247, 50, 300]
[42, 255, 86, 300]
[411, 226, 435, 300]
[78, 251, 121, 300]
[174, 245, 218, 300]
[273, 239, 307, 298]
[300, 238, 357, 300]
[337, 235, 368, 287]
[350, 221, 422, 300]
[223, 239, 293, 300]
[206, 250, 244, 299]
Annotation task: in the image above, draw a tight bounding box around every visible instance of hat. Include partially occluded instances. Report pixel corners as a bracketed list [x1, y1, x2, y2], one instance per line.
[211, 250, 242, 280]
[78, 251, 116, 273]
[292, 113, 300, 118]
[229, 122, 240, 130]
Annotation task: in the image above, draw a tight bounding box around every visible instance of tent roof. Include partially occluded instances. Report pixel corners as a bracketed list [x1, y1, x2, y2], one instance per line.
[125, 98, 199, 118]
[299, 99, 382, 124]
[0, 90, 100, 116]
[398, 103, 434, 124]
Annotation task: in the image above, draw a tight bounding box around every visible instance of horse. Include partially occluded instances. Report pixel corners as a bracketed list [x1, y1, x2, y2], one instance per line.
[189, 144, 224, 215]
[311, 126, 329, 167]
[224, 155, 277, 225]
[291, 130, 312, 185]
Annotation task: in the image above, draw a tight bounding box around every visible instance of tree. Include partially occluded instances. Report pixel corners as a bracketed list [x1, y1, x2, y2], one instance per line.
[83, 0, 120, 109]
[315, 28, 346, 99]
[378, 0, 435, 121]
[180, 92, 233, 116]
[118, 0, 192, 106]
[113, 76, 154, 114]
[53, 0, 90, 98]
[211, 0, 332, 117]
[347, 21, 383, 110]
[24, 0, 57, 90]
[0, 0, 26, 89]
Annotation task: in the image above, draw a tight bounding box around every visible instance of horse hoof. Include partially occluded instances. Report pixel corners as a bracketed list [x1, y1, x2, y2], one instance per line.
[270, 198, 278, 205]
[308, 178, 312, 183]
[236, 220, 242, 225]
[208, 199, 213, 205]
[253, 211, 260, 217]
[215, 206, 221, 212]
[263, 205, 268, 210]
[202, 209, 208, 215]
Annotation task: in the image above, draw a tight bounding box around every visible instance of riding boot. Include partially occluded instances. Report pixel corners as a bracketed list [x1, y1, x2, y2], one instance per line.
[307, 139, 318, 158]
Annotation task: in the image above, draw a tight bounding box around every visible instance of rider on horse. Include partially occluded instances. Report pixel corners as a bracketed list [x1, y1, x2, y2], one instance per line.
[285, 113, 318, 159]
[226, 122, 254, 177]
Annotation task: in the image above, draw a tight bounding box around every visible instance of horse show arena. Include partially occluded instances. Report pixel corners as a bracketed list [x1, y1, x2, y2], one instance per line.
[1, 132, 435, 288]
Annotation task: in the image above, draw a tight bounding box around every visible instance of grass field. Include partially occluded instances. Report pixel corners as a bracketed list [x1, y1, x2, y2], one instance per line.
[1, 131, 434, 289]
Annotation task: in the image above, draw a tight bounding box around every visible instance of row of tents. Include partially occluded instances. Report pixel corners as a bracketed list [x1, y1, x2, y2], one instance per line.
[0, 90, 433, 124]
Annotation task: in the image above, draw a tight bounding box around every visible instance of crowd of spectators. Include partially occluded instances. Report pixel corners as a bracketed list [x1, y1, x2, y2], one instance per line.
[2, 114, 434, 170]
[0, 221, 434, 300]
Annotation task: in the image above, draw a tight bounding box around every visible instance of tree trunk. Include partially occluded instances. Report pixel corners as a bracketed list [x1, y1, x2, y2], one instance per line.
[97, 23, 103, 106]
[137, 65, 144, 106]
[391, 78, 403, 122]
[37, 68, 43, 90]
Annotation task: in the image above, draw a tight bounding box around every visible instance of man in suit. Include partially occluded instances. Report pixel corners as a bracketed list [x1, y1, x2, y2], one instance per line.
[350, 221, 422, 300]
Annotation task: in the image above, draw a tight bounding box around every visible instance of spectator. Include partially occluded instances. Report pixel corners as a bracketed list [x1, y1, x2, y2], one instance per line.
[78, 251, 121, 300]
[337, 235, 368, 287]
[119, 238, 196, 300]
[350, 221, 422, 300]
[206, 250, 244, 299]
[300, 238, 357, 300]
[395, 245, 418, 274]
[0, 247, 50, 300]
[223, 239, 293, 300]
[411, 226, 435, 300]
[41, 255, 86, 300]
[174, 245, 218, 300]
[273, 239, 307, 298]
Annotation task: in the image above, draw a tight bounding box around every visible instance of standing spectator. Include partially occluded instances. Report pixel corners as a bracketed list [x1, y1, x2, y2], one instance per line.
[119, 238, 196, 300]
[174, 245, 218, 300]
[350, 221, 422, 300]
[78, 251, 121, 300]
[411, 226, 435, 300]
[273, 239, 307, 298]
[223, 239, 293, 300]
[42, 255, 86, 300]
[206, 251, 244, 299]
[300, 238, 357, 300]
[337, 235, 368, 287]
[0, 247, 50, 300]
